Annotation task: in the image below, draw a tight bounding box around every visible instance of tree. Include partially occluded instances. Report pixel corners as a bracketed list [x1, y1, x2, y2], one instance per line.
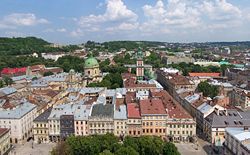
[3, 76, 13, 86]
[197, 81, 219, 98]
[43, 71, 54, 76]
[99, 150, 114, 155]
[0, 80, 4, 88]
[163, 142, 181, 155]
[115, 146, 139, 155]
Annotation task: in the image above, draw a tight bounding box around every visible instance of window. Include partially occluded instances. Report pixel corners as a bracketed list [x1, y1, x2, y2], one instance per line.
[150, 129, 153, 133]
[170, 131, 172, 135]
[156, 129, 158, 133]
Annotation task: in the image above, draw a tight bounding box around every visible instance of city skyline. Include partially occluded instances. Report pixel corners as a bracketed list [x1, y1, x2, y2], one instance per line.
[1, 0, 250, 44]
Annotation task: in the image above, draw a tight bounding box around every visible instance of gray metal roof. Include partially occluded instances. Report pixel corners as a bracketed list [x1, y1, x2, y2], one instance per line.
[34, 107, 52, 122]
[90, 103, 114, 118]
[197, 102, 213, 114]
[0, 100, 36, 119]
[114, 105, 127, 120]
[205, 110, 250, 128]
[48, 102, 91, 120]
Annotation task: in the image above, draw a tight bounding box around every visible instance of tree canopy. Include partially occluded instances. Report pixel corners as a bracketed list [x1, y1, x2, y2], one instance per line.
[197, 81, 219, 98]
[51, 134, 181, 155]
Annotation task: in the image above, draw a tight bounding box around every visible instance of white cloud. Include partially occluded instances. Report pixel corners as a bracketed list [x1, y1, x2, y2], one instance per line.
[70, 28, 84, 37]
[3, 13, 48, 26]
[141, 0, 201, 34]
[140, 0, 248, 35]
[57, 28, 67, 32]
[0, 13, 48, 29]
[74, 0, 138, 34]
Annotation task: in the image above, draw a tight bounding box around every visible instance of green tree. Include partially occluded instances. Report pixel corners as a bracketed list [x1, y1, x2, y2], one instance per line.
[43, 71, 54, 76]
[99, 150, 114, 155]
[197, 81, 219, 98]
[115, 146, 139, 155]
[0, 80, 4, 88]
[3, 76, 13, 86]
[163, 142, 181, 155]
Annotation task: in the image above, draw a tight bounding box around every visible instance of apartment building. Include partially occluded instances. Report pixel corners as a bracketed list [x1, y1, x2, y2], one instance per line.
[204, 109, 250, 147]
[88, 103, 114, 135]
[140, 99, 167, 137]
[0, 100, 37, 144]
[127, 103, 142, 137]
[33, 108, 52, 143]
[114, 105, 127, 137]
[224, 127, 250, 155]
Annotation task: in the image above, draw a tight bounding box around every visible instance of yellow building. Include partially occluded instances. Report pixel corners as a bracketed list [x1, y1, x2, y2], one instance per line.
[0, 128, 10, 155]
[33, 108, 51, 144]
[140, 99, 167, 137]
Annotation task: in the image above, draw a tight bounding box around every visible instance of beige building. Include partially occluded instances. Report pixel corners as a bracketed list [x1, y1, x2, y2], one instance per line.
[140, 99, 167, 137]
[88, 104, 114, 135]
[114, 105, 127, 137]
[127, 104, 142, 137]
[33, 108, 51, 143]
[224, 127, 250, 155]
[0, 128, 10, 155]
[0, 101, 37, 144]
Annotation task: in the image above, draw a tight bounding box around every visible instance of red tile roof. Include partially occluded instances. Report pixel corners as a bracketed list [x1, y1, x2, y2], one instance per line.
[188, 72, 221, 77]
[154, 90, 192, 119]
[139, 99, 167, 115]
[1, 67, 26, 75]
[127, 103, 141, 119]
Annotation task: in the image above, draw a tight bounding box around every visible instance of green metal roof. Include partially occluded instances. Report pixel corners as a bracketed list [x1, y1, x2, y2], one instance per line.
[84, 57, 99, 68]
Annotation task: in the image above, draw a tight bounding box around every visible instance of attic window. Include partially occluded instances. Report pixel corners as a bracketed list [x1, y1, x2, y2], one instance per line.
[233, 113, 237, 116]
[224, 121, 228, 125]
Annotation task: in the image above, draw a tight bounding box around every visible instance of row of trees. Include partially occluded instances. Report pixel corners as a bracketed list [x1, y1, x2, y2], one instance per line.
[51, 134, 181, 155]
[168, 62, 233, 76]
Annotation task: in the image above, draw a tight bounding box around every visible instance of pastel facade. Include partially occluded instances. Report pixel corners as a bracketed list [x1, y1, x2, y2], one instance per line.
[0, 101, 37, 144]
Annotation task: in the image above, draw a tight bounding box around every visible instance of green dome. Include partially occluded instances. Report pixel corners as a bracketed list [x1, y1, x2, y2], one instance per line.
[84, 57, 99, 68]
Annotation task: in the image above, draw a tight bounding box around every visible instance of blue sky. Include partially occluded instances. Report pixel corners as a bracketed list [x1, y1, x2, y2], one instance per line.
[0, 0, 250, 44]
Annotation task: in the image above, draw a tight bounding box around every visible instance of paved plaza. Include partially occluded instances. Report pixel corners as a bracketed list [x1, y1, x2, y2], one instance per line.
[9, 141, 56, 155]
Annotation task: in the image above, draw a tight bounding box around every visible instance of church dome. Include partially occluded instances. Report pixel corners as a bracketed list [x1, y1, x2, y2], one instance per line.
[84, 57, 99, 68]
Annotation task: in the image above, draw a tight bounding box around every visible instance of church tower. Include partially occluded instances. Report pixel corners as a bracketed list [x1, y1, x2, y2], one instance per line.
[136, 48, 144, 80]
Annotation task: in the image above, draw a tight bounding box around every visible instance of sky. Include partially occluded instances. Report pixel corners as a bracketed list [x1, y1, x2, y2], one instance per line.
[0, 0, 250, 44]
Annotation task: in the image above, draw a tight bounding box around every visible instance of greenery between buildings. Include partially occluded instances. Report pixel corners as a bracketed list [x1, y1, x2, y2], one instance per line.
[51, 134, 181, 155]
[197, 81, 219, 98]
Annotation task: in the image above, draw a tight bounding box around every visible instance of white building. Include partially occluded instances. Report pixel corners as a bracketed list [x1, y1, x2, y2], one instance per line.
[224, 127, 250, 155]
[0, 100, 37, 144]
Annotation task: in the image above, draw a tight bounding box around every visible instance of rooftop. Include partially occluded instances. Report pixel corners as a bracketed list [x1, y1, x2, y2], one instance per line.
[226, 127, 250, 150]
[90, 103, 114, 118]
[188, 72, 220, 77]
[127, 103, 140, 119]
[140, 99, 167, 115]
[0, 128, 9, 138]
[0, 100, 36, 119]
[34, 107, 52, 122]
[114, 105, 127, 120]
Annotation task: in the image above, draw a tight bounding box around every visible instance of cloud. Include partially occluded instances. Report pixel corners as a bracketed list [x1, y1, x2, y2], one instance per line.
[57, 28, 67, 32]
[0, 13, 48, 29]
[70, 28, 84, 37]
[140, 0, 201, 34]
[72, 0, 138, 35]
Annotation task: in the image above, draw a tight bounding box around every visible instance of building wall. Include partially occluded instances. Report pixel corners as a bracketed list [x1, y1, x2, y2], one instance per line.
[127, 118, 142, 137]
[224, 131, 250, 155]
[74, 120, 88, 136]
[33, 122, 49, 143]
[141, 115, 167, 137]
[48, 119, 60, 142]
[0, 107, 37, 144]
[114, 120, 127, 137]
[88, 117, 114, 135]
[166, 119, 196, 142]
[0, 129, 10, 155]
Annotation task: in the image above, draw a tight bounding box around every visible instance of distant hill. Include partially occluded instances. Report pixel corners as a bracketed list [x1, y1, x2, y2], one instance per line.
[0, 37, 54, 55]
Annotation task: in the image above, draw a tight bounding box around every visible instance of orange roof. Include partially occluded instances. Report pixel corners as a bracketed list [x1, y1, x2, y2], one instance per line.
[188, 72, 220, 77]
[127, 103, 141, 119]
[140, 99, 167, 115]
